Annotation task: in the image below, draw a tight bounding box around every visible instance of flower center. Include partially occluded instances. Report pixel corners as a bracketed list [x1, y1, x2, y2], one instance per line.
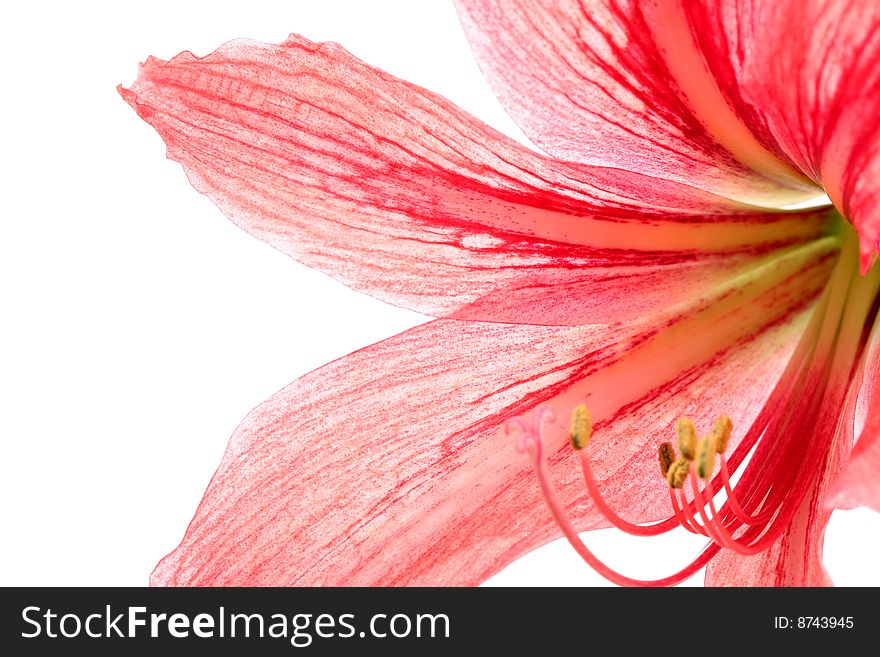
[510, 221, 880, 586]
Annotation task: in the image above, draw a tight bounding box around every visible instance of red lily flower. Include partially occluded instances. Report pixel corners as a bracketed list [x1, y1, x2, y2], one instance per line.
[120, 0, 880, 586]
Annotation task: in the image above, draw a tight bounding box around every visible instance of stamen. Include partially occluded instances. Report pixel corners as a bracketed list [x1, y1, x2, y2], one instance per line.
[569, 404, 592, 450]
[579, 448, 677, 536]
[514, 402, 782, 586]
[666, 458, 689, 488]
[511, 405, 717, 587]
[658, 442, 675, 477]
[689, 465, 766, 556]
[711, 416, 733, 453]
[670, 488, 704, 535]
[718, 454, 775, 526]
[695, 435, 716, 479]
[683, 488, 715, 537]
[687, 469, 736, 549]
[676, 417, 697, 460]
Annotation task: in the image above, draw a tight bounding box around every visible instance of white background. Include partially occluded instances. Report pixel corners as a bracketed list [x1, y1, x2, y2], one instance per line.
[2, 0, 878, 587]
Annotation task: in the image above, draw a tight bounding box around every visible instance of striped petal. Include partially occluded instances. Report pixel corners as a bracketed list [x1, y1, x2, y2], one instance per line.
[703, 368, 850, 588]
[453, 0, 819, 206]
[120, 35, 832, 326]
[827, 317, 880, 513]
[151, 240, 832, 586]
[685, 0, 880, 268]
[704, 243, 876, 586]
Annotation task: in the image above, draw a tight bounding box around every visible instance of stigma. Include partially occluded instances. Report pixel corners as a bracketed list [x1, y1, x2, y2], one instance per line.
[509, 404, 776, 587]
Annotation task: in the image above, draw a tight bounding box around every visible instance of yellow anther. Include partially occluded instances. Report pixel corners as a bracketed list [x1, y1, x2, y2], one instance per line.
[658, 442, 675, 477]
[569, 404, 592, 450]
[695, 435, 716, 479]
[666, 458, 689, 489]
[711, 416, 733, 453]
[676, 417, 697, 461]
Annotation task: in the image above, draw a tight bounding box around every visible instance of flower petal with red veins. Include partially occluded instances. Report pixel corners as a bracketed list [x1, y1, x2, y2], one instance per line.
[827, 318, 880, 513]
[705, 482, 833, 586]
[151, 242, 831, 586]
[704, 376, 852, 588]
[704, 248, 876, 587]
[704, 407, 842, 586]
[453, 0, 818, 205]
[685, 0, 880, 268]
[828, 410, 880, 514]
[120, 36, 832, 326]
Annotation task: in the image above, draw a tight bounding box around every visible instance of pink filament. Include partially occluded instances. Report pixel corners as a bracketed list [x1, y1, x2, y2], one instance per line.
[719, 454, 776, 526]
[526, 437, 718, 587]
[578, 450, 679, 536]
[669, 488, 702, 534]
[688, 464, 767, 556]
[516, 403, 783, 586]
[675, 488, 708, 536]
[513, 416, 719, 587]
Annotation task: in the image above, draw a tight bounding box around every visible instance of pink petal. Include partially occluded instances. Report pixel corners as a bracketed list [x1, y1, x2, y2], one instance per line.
[704, 489, 834, 586]
[704, 389, 848, 588]
[704, 249, 872, 586]
[120, 35, 832, 326]
[152, 242, 832, 586]
[453, 0, 819, 205]
[828, 413, 880, 514]
[685, 0, 880, 268]
[826, 321, 880, 512]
